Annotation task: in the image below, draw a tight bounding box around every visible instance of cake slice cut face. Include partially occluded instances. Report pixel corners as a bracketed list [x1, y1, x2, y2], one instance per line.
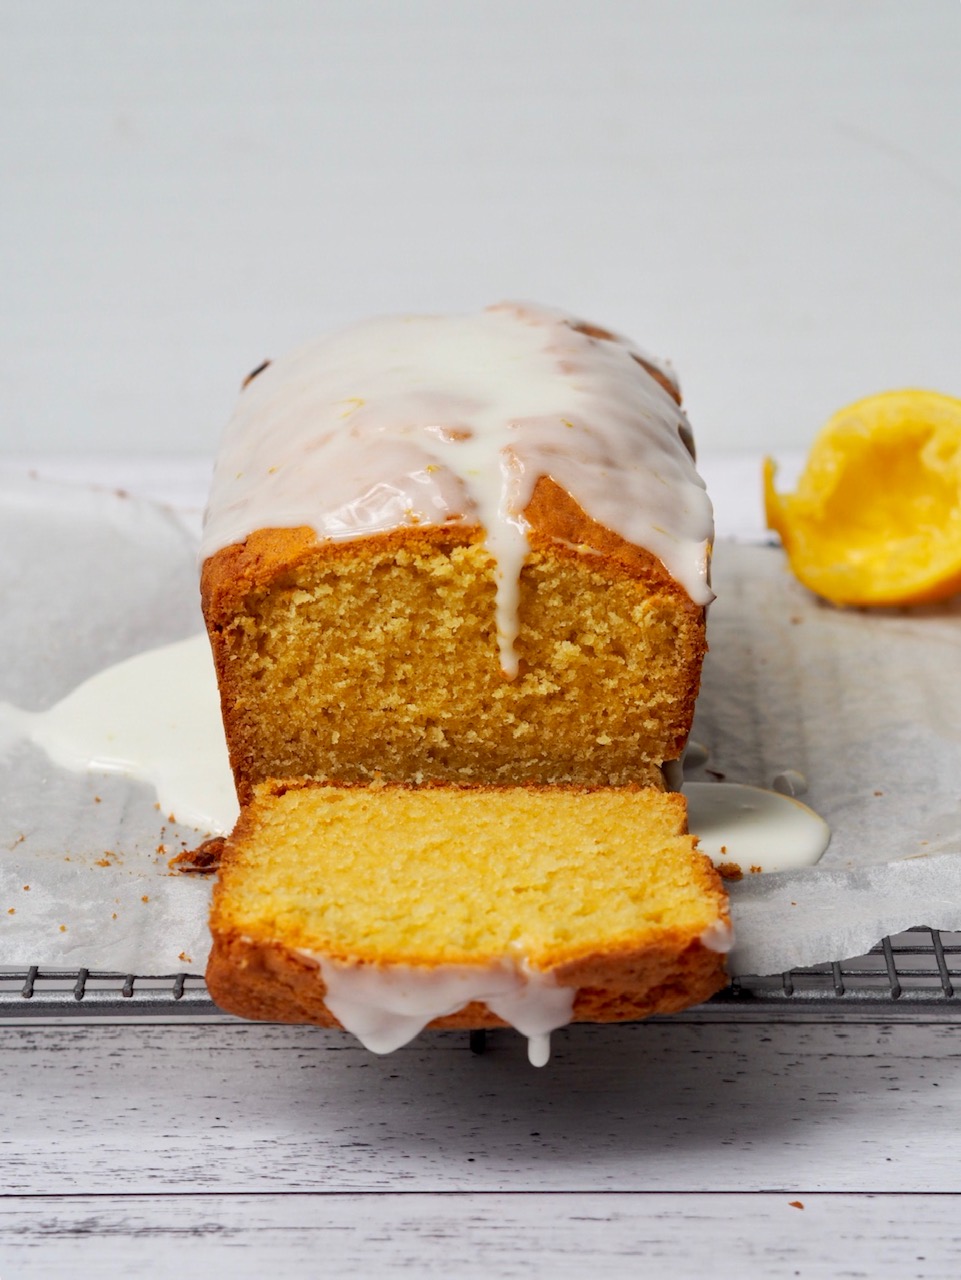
[206, 783, 732, 1062]
[201, 483, 706, 803]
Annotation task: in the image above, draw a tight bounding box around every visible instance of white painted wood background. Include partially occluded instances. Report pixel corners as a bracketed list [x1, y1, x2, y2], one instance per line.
[3, 1019, 961, 1277]
[2, 0, 960, 457]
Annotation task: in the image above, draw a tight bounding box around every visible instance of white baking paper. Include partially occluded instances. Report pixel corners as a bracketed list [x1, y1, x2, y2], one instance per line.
[1, 476, 959, 977]
[0, 476, 214, 971]
[689, 542, 961, 973]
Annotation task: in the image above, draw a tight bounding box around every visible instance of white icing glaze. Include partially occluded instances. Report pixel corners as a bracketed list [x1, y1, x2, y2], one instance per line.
[661, 758, 684, 792]
[202, 302, 714, 675]
[682, 739, 710, 770]
[303, 953, 576, 1066]
[0, 635, 238, 835]
[700, 918, 735, 954]
[684, 781, 831, 875]
[772, 769, 809, 798]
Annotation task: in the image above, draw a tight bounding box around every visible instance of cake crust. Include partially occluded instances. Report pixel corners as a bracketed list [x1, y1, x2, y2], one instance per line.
[200, 475, 705, 618]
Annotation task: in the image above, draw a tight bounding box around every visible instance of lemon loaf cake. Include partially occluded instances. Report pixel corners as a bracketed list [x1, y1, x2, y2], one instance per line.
[206, 782, 732, 1064]
[201, 302, 714, 803]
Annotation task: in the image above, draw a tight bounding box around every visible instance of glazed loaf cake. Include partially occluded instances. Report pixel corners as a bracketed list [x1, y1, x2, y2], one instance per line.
[201, 303, 714, 803]
[200, 303, 726, 1055]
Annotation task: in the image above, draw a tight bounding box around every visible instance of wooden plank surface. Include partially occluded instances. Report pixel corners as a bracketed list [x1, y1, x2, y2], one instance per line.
[3, 1020, 961, 1196]
[1, 1191, 958, 1279]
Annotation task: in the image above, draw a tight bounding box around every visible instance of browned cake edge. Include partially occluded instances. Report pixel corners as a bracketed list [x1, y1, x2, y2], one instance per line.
[205, 923, 729, 1030]
[200, 475, 706, 624]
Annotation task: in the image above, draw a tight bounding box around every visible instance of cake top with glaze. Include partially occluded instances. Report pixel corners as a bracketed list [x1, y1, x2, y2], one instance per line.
[202, 302, 714, 673]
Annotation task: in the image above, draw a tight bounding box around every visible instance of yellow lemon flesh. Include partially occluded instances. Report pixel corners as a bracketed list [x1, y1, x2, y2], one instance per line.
[764, 390, 961, 606]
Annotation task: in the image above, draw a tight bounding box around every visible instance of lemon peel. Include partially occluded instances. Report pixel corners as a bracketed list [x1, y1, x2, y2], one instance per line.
[764, 389, 961, 606]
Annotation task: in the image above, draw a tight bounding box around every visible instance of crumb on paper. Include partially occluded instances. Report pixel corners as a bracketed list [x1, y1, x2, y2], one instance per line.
[167, 813, 176, 823]
[111, 912, 118, 920]
[7, 908, 14, 915]
[11, 834, 25, 848]
[874, 790, 884, 797]
[169, 836, 226, 877]
[750, 864, 763, 874]
[717, 862, 743, 882]
[720, 844, 727, 854]
[23, 885, 30, 892]
[178, 951, 192, 964]
[156, 843, 167, 855]
[141, 895, 150, 904]
[94, 796, 101, 804]
[788, 1200, 804, 1210]
[95, 851, 116, 867]
[59, 924, 67, 932]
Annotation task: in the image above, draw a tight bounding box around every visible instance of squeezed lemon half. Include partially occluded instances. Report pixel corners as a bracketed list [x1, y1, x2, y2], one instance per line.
[764, 390, 961, 606]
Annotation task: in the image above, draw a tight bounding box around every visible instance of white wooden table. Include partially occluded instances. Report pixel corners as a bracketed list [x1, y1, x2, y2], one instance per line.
[3, 1017, 961, 1277]
[2, 458, 960, 1277]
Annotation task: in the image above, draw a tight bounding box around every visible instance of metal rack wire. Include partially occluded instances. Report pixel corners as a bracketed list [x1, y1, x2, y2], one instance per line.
[689, 927, 961, 1023]
[3, 929, 960, 1024]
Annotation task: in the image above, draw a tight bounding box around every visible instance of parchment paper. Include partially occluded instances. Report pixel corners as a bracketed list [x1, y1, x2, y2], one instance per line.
[1, 476, 959, 977]
[690, 543, 961, 973]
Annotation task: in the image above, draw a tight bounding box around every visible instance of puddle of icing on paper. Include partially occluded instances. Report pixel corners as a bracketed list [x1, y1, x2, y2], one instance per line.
[683, 781, 831, 875]
[0, 634, 237, 835]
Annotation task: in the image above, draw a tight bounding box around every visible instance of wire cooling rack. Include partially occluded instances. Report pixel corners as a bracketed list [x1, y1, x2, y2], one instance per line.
[2, 929, 960, 1025]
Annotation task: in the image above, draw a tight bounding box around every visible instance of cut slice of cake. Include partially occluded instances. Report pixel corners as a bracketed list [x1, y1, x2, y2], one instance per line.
[206, 782, 732, 1064]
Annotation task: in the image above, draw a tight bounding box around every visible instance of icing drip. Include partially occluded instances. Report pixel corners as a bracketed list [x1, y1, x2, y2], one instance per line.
[773, 769, 808, 798]
[202, 302, 714, 675]
[700, 919, 736, 953]
[305, 954, 577, 1066]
